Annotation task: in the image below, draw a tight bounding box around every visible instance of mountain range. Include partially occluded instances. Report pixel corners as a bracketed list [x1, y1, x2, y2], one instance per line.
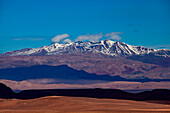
[0, 40, 169, 90]
[1, 40, 169, 57]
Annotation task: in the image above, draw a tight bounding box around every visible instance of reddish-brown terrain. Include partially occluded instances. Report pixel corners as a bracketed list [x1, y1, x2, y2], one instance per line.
[0, 53, 169, 90]
[0, 96, 170, 113]
[0, 81, 170, 113]
[0, 54, 169, 79]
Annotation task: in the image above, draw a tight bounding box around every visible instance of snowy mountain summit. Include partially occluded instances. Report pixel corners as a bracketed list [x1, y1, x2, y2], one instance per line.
[1, 40, 169, 57]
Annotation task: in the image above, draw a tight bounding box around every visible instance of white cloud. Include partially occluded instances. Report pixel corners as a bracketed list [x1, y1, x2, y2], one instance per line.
[75, 33, 103, 42]
[104, 32, 122, 40]
[75, 32, 122, 42]
[63, 39, 72, 43]
[51, 34, 70, 43]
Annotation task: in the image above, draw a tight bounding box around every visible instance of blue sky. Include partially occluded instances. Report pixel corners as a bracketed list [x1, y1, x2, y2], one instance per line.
[0, 0, 170, 53]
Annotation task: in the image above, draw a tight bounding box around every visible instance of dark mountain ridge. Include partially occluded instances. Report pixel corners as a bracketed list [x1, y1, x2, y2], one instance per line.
[0, 83, 170, 101]
[0, 83, 14, 98]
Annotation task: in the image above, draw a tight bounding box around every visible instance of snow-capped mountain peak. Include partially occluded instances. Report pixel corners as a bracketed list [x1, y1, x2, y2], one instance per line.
[0, 40, 169, 57]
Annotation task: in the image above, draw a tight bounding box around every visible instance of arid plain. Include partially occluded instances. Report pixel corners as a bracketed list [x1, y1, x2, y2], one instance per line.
[0, 96, 170, 113]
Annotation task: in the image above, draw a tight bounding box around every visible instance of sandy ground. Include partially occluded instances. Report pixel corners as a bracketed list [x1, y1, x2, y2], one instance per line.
[0, 96, 170, 113]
